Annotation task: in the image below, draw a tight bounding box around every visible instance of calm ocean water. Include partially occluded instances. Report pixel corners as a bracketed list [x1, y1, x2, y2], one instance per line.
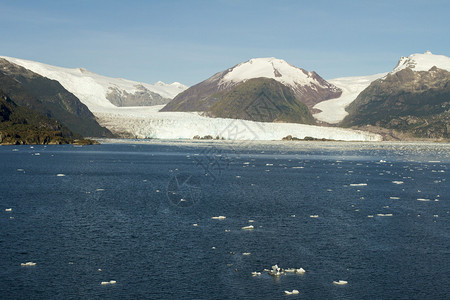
[1, 141, 449, 299]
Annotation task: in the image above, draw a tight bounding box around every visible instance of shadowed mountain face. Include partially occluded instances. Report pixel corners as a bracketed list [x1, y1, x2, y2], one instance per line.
[0, 91, 79, 144]
[206, 78, 316, 124]
[0, 58, 113, 137]
[160, 58, 341, 121]
[341, 67, 450, 139]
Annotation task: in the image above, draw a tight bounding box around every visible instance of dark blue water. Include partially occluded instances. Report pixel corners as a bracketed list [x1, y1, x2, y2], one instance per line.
[1, 141, 449, 299]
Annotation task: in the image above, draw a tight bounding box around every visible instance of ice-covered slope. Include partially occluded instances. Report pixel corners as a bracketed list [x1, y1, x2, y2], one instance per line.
[313, 73, 387, 124]
[0, 56, 188, 111]
[392, 51, 450, 73]
[95, 105, 382, 141]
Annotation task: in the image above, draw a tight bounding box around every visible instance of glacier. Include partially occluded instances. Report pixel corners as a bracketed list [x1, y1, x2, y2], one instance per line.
[95, 105, 382, 141]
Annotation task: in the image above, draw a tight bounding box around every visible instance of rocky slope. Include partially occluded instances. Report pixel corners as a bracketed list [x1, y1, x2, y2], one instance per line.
[0, 58, 113, 137]
[161, 58, 341, 122]
[0, 91, 82, 144]
[206, 78, 315, 124]
[341, 52, 450, 139]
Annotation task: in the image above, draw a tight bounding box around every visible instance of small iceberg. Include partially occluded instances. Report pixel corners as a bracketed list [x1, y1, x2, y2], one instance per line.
[350, 183, 367, 186]
[392, 181, 404, 184]
[310, 215, 319, 218]
[56, 174, 65, 177]
[252, 271, 261, 276]
[241, 225, 254, 230]
[5, 208, 12, 212]
[296, 268, 306, 274]
[101, 280, 117, 285]
[376, 213, 393, 217]
[284, 290, 300, 295]
[211, 216, 226, 220]
[192, 224, 198, 227]
[21, 262, 36, 266]
[333, 280, 348, 285]
[242, 252, 251, 256]
[417, 198, 430, 202]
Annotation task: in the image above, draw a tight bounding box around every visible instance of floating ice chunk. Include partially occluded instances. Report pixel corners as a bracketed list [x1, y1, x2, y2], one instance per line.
[252, 271, 262, 276]
[242, 252, 251, 256]
[333, 280, 348, 285]
[292, 166, 304, 169]
[5, 208, 12, 212]
[211, 247, 216, 250]
[248, 220, 254, 223]
[34, 153, 40, 156]
[225, 229, 231, 232]
[242, 225, 254, 230]
[193, 224, 198, 227]
[56, 174, 65, 177]
[17, 169, 24, 171]
[96, 188, 104, 191]
[285, 290, 300, 295]
[350, 183, 367, 186]
[211, 216, 226, 220]
[243, 162, 250, 165]
[285, 268, 296, 273]
[377, 213, 393, 217]
[21, 262, 36, 266]
[310, 215, 319, 218]
[417, 198, 430, 202]
[367, 215, 374, 218]
[291, 214, 296, 218]
[266, 163, 273, 166]
[98, 268, 102, 271]
[236, 176, 241, 178]
[434, 215, 439, 218]
[296, 268, 306, 274]
[101, 281, 110, 285]
[428, 161, 441, 163]
[392, 181, 404, 184]
[390, 197, 400, 200]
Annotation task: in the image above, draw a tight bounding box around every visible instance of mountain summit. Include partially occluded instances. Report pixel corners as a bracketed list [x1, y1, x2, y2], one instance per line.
[392, 51, 450, 73]
[161, 57, 341, 122]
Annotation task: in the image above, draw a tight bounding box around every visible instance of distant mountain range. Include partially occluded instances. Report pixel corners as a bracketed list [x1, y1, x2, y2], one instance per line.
[1, 52, 448, 141]
[0, 56, 188, 111]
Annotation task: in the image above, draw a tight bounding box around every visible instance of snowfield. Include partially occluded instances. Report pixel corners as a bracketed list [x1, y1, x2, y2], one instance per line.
[95, 105, 382, 141]
[0, 56, 188, 111]
[313, 73, 387, 124]
[393, 51, 450, 73]
[221, 57, 322, 87]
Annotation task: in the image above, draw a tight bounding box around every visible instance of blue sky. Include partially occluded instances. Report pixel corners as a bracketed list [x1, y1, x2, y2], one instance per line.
[1, 0, 449, 85]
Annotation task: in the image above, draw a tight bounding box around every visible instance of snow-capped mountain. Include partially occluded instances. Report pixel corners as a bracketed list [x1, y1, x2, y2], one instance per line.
[313, 51, 450, 125]
[392, 51, 450, 73]
[161, 57, 341, 112]
[0, 56, 188, 112]
[341, 51, 450, 139]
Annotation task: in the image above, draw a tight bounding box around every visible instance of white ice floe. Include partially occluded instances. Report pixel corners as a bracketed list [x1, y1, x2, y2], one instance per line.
[252, 271, 262, 276]
[333, 280, 348, 285]
[242, 225, 254, 230]
[310, 215, 319, 218]
[392, 181, 404, 184]
[296, 268, 306, 274]
[211, 216, 226, 220]
[56, 174, 66, 177]
[284, 290, 300, 295]
[21, 262, 36, 266]
[192, 224, 198, 227]
[5, 208, 12, 212]
[377, 214, 393, 217]
[242, 252, 251, 256]
[101, 280, 117, 285]
[390, 197, 400, 200]
[417, 198, 431, 202]
[350, 183, 367, 186]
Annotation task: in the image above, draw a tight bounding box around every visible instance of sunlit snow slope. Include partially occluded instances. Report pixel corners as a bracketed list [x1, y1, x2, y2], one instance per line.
[0, 56, 187, 111]
[313, 73, 387, 124]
